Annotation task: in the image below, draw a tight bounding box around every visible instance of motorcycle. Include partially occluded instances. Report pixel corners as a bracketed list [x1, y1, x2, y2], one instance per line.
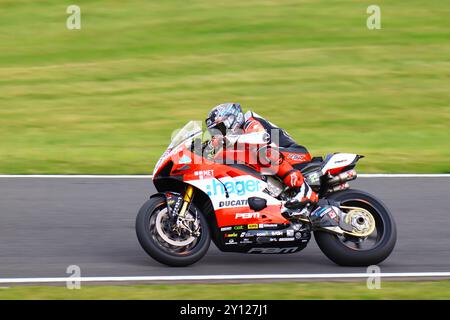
[136, 121, 396, 267]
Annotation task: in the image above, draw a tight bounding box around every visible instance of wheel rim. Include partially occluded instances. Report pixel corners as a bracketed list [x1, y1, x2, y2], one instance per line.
[337, 199, 385, 251]
[147, 204, 202, 255]
[342, 206, 376, 237]
[155, 208, 196, 246]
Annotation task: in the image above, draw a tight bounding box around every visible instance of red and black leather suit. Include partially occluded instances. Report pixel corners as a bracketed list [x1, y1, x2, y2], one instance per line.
[213, 111, 318, 205]
[242, 111, 318, 204]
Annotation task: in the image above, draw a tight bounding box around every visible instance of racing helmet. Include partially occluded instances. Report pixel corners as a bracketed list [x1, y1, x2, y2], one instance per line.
[205, 103, 244, 136]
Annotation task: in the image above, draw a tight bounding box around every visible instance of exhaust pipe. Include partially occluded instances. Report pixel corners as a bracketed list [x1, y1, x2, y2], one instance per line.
[329, 182, 350, 193]
[328, 169, 357, 185]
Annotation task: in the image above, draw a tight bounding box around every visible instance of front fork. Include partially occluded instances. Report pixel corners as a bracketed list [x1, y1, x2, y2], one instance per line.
[178, 185, 194, 218]
[176, 185, 201, 237]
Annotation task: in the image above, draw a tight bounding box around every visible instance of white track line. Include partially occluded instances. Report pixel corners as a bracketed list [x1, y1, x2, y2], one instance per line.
[0, 174, 449, 178]
[1, 272, 450, 284]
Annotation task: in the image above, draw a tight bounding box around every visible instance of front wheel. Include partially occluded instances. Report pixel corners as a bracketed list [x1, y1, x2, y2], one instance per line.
[314, 189, 397, 266]
[136, 195, 211, 267]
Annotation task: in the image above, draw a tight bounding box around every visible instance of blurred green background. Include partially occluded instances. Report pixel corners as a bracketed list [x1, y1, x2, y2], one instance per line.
[0, 0, 448, 174]
[2, 281, 450, 300]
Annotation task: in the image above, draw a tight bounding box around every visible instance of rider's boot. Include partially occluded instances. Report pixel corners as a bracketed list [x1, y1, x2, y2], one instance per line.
[283, 179, 318, 211]
[282, 172, 343, 228]
[283, 183, 318, 223]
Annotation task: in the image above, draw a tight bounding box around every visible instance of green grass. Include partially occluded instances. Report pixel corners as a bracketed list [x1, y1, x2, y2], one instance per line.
[1, 281, 450, 299]
[0, 0, 449, 174]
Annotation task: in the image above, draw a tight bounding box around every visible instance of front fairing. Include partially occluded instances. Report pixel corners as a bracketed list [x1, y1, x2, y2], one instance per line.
[151, 121, 287, 228]
[152, 121, 204, 176]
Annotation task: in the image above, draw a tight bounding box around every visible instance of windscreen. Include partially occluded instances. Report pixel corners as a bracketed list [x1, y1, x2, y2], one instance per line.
[168, 121, 203, 149]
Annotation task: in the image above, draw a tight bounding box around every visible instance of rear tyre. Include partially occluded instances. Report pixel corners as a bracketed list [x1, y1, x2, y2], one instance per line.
[136, 195, 211, 267]
[314, 189, 396, 266]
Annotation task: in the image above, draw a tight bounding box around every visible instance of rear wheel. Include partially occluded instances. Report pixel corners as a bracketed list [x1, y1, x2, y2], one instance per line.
[136, 195, 210, 267]
[314, 189, 396, 266]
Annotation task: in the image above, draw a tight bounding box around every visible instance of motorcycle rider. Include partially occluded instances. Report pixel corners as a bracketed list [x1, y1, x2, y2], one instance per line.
[205, 102, 319, 212]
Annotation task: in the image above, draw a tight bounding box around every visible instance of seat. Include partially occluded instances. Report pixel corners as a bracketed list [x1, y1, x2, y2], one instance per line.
[294, 156, 324, 174]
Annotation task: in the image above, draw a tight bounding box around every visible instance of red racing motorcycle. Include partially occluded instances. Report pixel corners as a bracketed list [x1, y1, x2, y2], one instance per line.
[136, 121, 396, 266]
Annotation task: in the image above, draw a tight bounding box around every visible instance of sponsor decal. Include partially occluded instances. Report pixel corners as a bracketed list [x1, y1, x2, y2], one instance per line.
[224, 233, 238, 238]
[295, 232, 302, 239]
[324, 208, 334, 217]
[270, 231, 283, 236]
[173, 200, 182, 214]
[233, 225, 244, 230]
[314, 207, 339, 221]
[178, 155, 192, 164]
[244, 230, 259, 237]
[194, 170, 214, 179]
[240, 232, 247, 237]
[312, 207, 329, 218]
[287, 153, 307, 161]
[235, 212, 260, 219]
[259, 223, 278, 229]
[286, 230, 294, 237]
[248, 224, 258, 229]
[328, 209, 337, 219]
[166, 193, 183, 215]
[219, 199, 248, 208]
[247, 247, 298, 254]
[225, 239, 237, 245]
[256, 232, 269, 237]
[220, 227, 232, 232]
[206, 178, 262, 197]
[279, 237, 295, 242]
[241, 238, 253, 244]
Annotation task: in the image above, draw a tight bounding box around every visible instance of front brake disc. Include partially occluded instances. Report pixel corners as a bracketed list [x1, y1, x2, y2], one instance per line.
[155, 209, 196, 246]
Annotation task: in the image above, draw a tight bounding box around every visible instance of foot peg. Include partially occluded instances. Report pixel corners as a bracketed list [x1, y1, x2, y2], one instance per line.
[281, 202, 313, 221]
[284, 199, 314, 210]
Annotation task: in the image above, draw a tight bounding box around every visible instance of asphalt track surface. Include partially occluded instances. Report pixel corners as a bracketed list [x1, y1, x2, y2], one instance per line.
[1, 177, 449, 280]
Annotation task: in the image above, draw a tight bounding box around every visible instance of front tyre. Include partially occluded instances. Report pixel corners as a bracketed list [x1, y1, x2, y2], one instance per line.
[136, 196, 211, 267]
[314, 189, 397, 266]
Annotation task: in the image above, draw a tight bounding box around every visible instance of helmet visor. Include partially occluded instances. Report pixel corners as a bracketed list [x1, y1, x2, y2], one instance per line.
[207, 122, 227, 136]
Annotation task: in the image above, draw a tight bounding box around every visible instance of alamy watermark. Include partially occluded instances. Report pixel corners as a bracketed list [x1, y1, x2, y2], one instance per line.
[66, 265, 81, 289]
[66, 5, 81, 30]
[367, 5, 381, 30]
[366, 265, 381, 289]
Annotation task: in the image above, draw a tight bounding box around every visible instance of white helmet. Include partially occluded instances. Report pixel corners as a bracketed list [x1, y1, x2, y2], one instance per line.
[205, 103, 244, 136]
